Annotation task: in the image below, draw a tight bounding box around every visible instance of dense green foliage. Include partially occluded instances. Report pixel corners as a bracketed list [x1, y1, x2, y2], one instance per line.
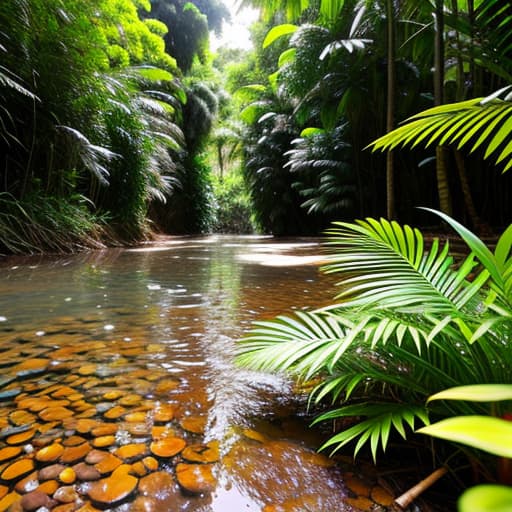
[0, 0, 229, 253]
[238, 212, 512, 500]
[237, 0, 512, 233]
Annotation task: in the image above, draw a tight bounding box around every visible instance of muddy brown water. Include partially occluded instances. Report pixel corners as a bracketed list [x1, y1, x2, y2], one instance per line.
[0, 236, 396, 512]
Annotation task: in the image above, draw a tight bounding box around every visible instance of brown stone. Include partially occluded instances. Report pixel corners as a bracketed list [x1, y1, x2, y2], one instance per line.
[150, 438, 186, 458]
[87, 465, 138, 506]
[0, 491, 21, 511]
[37, 421, 60, 434]
[118, 394, 142, 407]
[20, 490, 51, 511]
[131, 496, 158, 512]
[90, 452, 122, 475]
[0, 446, 22, 463]
[53, 504, 78, 512]
[53, 485, 79, 503]
[176, 463, 216, 494]
[151, 426, 174, 440]
[39, 407, 74, 422]
[6, 429, 36, 445]
[371, 485, 394, 506]
[14, 358, 49, 372]
[92, 436, 116, 449]
[180, 416, 207, 434]
[104, 406, 126, 420]
[60, 442, 91, 464]
[72, 462, 101, 481]
[62, 435, 87, 447]
[84, 450, 107, 465]
[126, 422, 150, 437]
[74, 419, 100, 434]
[13, 470, 38, 494]
[1, 458, 35, 480]
[154, 379, 179, 394]
[152, 404, 174, 423]
[123, 412, 147, 423]
[38, 464, 66, 481]
[138, 471, 174, 497]
[78, 364, 97, 376]
[16, 398, 49, 413]
[102, 391, 123, 401]
[115, 444, 148, 462]
[51, 386, 76, 398]
[345, 497, 375, 511]
[131, 461, 147, 477]
[58, 467, 76, 484]
[76, 503, 102, 512]
[345, 475, 371, 497]
[67, 393, 84, 402]
[76, 408, 97, 419]
[36, 480, 59, 495]
[91, 424, 117, 437]
[8, 410, 37, 426]
[35, 443, 65, 462]
[182, 442, 219, 463]
[142, 457, 158, 472]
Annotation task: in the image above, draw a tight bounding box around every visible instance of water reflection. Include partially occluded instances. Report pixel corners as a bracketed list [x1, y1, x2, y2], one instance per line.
[0, 236, 392, 511]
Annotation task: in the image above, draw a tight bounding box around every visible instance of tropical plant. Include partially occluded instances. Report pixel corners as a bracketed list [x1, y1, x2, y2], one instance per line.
[419, 384, 512, 512]
[371, 85, 512, 172]
[237, 210, 512, 467]
[211, 171, 255, 233]
[285, 125, 357, 220]
[142, 0, 230, 72]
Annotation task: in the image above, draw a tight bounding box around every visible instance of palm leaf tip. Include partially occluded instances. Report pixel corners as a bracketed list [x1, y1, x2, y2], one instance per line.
[315, 404, 429, 462]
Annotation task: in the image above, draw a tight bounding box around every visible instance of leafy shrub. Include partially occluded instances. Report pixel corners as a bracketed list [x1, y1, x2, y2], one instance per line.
[211, 172, 255, 234]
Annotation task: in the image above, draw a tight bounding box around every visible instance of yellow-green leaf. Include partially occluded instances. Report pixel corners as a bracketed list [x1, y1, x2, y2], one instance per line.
[427, 384, 512, 403]
[459, 484, 512, 512]
[263, 24, 298, 48]
[418, 416, 512, 457]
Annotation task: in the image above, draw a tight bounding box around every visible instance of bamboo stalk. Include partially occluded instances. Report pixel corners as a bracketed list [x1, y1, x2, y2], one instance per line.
[394, 467, 448, 509]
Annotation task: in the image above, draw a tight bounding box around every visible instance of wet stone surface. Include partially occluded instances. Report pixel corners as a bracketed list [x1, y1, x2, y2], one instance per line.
[0, 238, 401, 511]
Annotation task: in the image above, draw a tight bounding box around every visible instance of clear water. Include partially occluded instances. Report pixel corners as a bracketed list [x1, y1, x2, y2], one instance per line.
[0, 236, 388, 511]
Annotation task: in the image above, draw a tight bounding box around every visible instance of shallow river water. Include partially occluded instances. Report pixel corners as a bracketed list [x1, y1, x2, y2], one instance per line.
[0, 236, 396, 512]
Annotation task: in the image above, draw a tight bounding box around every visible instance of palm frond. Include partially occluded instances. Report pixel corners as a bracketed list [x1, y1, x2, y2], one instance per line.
[57, 126, 117, 185]
[0, 66, 37, 100]
[370, 87, 512, 172]
[313, 403, 430, 462]
[237, 311, 353, 380]
[323, 217, 488, 315]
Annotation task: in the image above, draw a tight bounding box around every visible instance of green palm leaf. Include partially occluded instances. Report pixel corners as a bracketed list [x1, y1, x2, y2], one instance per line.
[323, 217, 487, 314]
[237, 311, 353, 379]
[369, 87, 512, 172]
[313, 403, 429, 462]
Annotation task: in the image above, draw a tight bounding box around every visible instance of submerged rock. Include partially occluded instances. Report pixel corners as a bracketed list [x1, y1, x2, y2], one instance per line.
[176, 463, 216, 494]
[87, 465, 138, 505]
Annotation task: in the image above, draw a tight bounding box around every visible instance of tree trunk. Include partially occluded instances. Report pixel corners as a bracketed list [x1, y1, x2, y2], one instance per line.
[386, 0, 396, 220]
[453, 149, 490, 233]
[434, 0, 452, 215]
[436, 146, 452, 215]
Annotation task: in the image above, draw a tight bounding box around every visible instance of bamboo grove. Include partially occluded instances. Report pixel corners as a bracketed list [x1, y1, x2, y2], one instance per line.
[0, 0, 229, 253]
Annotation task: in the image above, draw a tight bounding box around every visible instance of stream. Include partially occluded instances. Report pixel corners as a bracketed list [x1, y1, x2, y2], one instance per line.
[0, 236, 396, 512]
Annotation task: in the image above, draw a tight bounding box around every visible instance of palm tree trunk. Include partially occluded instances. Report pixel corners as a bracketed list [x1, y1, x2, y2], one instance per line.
[436, 146, 452, 215]
[453, 149, 488, 233]
[434, 0, 452, 215]
[386, 0, 396, 220]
